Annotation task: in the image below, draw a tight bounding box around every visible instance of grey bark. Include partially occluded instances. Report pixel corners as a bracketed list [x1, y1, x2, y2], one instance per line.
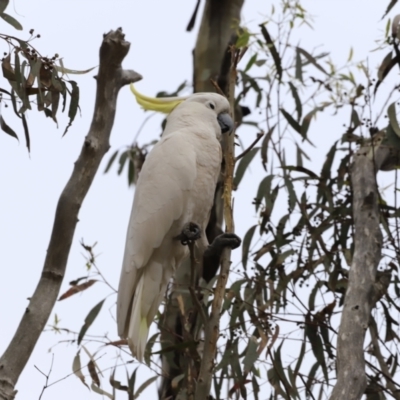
[330, 145, 400, 400]
[159, 1, 244, 398]
[0, 29, 141, 400]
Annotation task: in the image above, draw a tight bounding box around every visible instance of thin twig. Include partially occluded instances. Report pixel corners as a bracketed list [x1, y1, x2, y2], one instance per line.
[195, 45, 240, 400]
[188, 242, 207, 326]
[35, 353, 54, 400]
[210, 79, 226, 96]
[369, 316, 400, 399]
[235, 132, 264, 162]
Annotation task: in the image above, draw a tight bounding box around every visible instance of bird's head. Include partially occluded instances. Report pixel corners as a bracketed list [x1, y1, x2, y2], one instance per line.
[130, 85, 234, 136]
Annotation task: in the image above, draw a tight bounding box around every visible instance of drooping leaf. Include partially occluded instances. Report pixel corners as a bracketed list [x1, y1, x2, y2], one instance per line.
[77, 299, 105, 345]
[72, 351, 89, 389]
[21, 113, 31, 152]
[378, 51, 393, 81]
[243, 336, 259, 374]
[383, 1, 398, 18]
[0, 0, 9, 14]
[388, 102, 400, 137]
[133, 376, 157, 399]
[0, 12, 22, 30]
[280, 108, 301, 133]
[63, 80, 79, 136]
[104, 150, 119, 173]
[0, 115, 18, 140]
[91, 383, 113, 399]
[284, 175, 296, 212]
[297, 47, 328, 75]
[242, 225, 257, 269]
[233, 147, 259, 189]
[244, 53, 257, 73]
[58, 279, 97, 301]
[261, 124, 275, 169]
[55, 63, 96, 76]
[295, 48, 303, 82]
[256, 174, 274, 211]
[260, 24, 282, 81]
[288, 82, 302, 120]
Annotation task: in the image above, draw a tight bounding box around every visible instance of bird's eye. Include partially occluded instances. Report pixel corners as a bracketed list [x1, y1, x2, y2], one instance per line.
[209, 103, 215, 110]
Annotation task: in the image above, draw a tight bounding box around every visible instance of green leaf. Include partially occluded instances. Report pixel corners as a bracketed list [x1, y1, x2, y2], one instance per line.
[244, 53, 257, 73]
[21, 113, 30, 152]
[284, 175, 296, 212]
[301, 105, 330, 139]
[0, 12, 22, 30]
[91, 383, 113, 399]
[0, 0, 9, 14]
[118, 151, 128, 175]
[63, 80, 79, 136]
[297, 47, 328, 75]
[236, 29, 250, 48]
[0, 115, 18, 141]
[128, 367, 139, 396]
[260, 24, 282, 80]
[288, 82, 302, 121]
[388, 102, 400, 137]
[242, 225, 257, 269]
[72, 351, 89, 389]
[305, 314, 328, 382]
[55, 62, 96, 75]
[261, 124, 275, 169]
[383, 0, 398, 18]
[77, 299, 105, 345]
[243, 336, 259, 374]
[134, 376, 157, 399]
[378, 51, 393, 81]
[233, 147, 259, 189]
[104, 150, 119, 173]
[256, 174, 274, 211]
[280, 108, 301, 133]
[295, 49, 303, 82]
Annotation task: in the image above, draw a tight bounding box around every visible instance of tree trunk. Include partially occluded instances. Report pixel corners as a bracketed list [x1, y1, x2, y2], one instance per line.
[0, 29, 141, 400]
[159, 1, 244, 398]
[330, 144, 400, 400]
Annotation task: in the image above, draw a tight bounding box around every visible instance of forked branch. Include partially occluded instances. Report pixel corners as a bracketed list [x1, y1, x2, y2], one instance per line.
[0, 29, 141, 400]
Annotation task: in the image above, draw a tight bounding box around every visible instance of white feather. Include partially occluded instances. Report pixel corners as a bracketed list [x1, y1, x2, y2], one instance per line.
[117, 93, 231, 361]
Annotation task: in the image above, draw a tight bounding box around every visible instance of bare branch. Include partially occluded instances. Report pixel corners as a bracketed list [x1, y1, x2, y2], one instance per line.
[0, 28, 141, 400]
[329, 144, 399, 400]
[195, 47, 239, 400]
[369, 317, 400, 399]
[235, 131, 264, 162]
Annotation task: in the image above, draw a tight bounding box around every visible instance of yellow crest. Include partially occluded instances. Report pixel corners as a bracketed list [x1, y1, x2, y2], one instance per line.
[130, 84, 186, 114]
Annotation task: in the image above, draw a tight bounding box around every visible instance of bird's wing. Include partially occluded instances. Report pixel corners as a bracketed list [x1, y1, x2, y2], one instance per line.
[117, 132, 197, 336]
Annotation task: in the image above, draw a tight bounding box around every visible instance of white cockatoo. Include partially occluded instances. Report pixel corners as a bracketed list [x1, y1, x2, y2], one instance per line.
[117, 86, 234, 361]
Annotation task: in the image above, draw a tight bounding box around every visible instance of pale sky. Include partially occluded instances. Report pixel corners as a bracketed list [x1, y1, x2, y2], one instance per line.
[0, 0, 394, 399]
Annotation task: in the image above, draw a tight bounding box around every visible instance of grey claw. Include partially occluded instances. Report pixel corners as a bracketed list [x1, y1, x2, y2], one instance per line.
[176, 222, 202, 245]
[213, 233, 242, 250]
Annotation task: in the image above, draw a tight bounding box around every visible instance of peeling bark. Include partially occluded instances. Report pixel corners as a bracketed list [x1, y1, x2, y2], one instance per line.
[0, 29, 141, 400]
[330, 145, 400, 400]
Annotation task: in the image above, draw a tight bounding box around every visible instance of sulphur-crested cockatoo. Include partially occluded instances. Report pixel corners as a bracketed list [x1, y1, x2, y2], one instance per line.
[117, 86, 234, 361]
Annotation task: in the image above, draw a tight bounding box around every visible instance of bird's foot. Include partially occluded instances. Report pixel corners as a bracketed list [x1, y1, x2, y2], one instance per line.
[204, 233, 242, 258]
[176, 222, 202, 245]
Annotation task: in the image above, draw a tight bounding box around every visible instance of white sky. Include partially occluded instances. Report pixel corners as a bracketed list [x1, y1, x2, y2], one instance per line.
[0, 0, 394, 399]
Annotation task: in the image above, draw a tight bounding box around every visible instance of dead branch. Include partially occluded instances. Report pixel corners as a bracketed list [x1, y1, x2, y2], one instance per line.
[0, 29, 141, 400]
[194, 47, 240, 400]
[329, 144, 400, 400]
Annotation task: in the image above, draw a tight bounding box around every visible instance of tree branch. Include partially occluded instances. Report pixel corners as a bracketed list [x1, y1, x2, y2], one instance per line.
[195, 47, 240, 400]
[329, 144, 400, 400]
[0, 28, 141, 400]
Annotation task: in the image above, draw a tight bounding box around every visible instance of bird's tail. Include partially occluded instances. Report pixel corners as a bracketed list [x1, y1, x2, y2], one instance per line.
[127, 273, 149, 362]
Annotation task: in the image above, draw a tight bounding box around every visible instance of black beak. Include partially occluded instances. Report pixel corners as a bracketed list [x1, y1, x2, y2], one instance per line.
[217, 112, 234, 134]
